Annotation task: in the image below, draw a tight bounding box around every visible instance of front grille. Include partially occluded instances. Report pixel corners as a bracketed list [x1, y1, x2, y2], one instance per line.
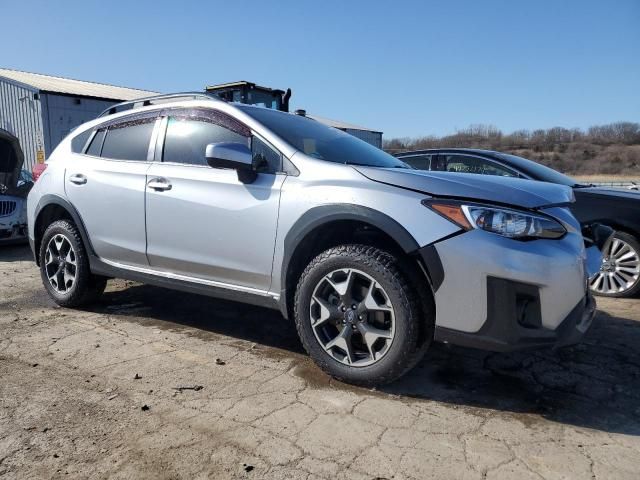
[0, 200, 17, 217]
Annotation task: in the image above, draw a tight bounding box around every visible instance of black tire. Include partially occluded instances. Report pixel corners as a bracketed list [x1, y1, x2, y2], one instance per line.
[591, 231, 640, 298]
[39, 220, 107, 307]
[294, 244, 432, 387]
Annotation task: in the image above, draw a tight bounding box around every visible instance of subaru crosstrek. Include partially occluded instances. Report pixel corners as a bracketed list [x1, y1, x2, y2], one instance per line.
[28, 93, 601, 386]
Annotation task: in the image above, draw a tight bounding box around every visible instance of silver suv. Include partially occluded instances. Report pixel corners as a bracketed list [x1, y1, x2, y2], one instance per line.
[28, 93, 600, 386]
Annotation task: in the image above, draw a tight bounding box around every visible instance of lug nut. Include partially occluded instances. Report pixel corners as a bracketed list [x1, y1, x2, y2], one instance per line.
[341, 306, 346, 312]
[351, 304, 357, 309]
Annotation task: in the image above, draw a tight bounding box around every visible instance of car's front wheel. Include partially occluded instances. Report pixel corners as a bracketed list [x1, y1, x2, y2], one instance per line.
[590, 231, 640, 298]
[294, 245, 431, 387]
[39, 220, 107, 307]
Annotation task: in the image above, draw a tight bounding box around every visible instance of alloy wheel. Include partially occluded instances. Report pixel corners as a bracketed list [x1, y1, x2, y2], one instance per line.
[309, 268, 396, 367]
[590, 236, 640, 295]
[44, 234, 77, 293]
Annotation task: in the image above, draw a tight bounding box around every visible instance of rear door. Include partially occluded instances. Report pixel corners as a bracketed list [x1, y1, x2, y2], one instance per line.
[144, 108, 285, 291]
[65, 113, 159, 267]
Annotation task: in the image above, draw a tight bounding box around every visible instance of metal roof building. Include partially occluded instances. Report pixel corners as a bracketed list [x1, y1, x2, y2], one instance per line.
[307, 114, 382, 148]
[0, 68, 156, 170]
[0, 69, 383, 170]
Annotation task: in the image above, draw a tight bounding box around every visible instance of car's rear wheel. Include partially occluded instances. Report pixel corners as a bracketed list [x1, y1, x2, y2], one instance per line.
[294, 245, 431, 387]
[39, 220, 107, 307]
[590, 231, 640, 298]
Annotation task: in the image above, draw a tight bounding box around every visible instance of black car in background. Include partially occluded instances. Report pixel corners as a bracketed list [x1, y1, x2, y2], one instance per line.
[395, 148, 640, 298]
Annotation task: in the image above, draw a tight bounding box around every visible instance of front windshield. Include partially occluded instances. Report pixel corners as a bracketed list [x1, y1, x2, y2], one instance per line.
[495, 153, 582, 187]
[238, 105, 409, 169]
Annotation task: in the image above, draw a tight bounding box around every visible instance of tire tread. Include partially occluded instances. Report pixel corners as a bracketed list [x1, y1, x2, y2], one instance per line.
[294, 244, 432, 387]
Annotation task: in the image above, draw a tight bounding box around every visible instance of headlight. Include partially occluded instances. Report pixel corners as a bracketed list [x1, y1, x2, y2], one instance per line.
[424, 200, 566, 240]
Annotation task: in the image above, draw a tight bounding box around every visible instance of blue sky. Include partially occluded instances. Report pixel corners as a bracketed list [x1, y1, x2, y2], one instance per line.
[2, 0, 639, 138]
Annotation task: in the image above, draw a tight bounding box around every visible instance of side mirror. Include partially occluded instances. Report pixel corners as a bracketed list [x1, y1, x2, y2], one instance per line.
[205, 142, 256, 183]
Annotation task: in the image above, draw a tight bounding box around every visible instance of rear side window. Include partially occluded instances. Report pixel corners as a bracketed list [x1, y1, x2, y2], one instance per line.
[163, 116, 248, 166]
[101, 119, 155, 161]
[85, 129, 106, 156]
[71, 130, 92, 154]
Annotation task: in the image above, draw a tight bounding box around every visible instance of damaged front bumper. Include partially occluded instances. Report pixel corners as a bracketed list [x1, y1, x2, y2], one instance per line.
[434, 280, 596, 352]
[425, 214, 600, 353]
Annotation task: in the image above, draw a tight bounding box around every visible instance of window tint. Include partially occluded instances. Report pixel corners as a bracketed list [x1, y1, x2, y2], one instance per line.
[85, 129, 106, 157]
[252, 136, 281, 173]
[71, 130, 92, 154]
[401, 155, 431, 170]
[101, 120, 155, 161]
[443, 155, 517, 177]
[163, 117, 247, 166]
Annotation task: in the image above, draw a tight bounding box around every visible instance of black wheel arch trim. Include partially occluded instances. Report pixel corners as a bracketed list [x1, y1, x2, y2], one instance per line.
[33, 194, 96, 265]
[279, 204, 434, 318]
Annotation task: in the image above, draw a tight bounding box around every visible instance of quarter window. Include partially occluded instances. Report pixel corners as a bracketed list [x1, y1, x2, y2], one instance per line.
[71, 130, 92, 154]
[101, 119, 155, 161]
[442, 155, 517, 177]
[162, 117, 248, 166]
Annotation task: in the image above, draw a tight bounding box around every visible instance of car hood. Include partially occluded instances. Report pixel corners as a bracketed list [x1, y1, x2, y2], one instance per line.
[355, 167, 574, 209]
[0, 128, 24, 195]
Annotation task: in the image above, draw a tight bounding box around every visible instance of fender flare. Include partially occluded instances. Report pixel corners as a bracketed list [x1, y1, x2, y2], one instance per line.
[33, 194, 96, 263]
[279, 204, 422, 316]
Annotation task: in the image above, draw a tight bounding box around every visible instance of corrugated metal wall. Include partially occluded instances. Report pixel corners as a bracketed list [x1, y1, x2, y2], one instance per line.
[344, 128, 383, 149]
[41, 94, 116, 155]
[0, 78, 45, 171]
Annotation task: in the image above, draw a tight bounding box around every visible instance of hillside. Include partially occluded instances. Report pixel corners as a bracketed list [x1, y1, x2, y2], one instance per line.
[384, 122, 640, 177]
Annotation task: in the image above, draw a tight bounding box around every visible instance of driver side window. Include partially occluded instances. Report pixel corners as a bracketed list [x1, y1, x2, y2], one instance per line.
[163, 116, 248, 166]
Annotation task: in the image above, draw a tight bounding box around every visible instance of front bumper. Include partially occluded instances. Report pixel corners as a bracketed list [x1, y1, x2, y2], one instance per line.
[423, 224, 596, 352]
[433, 285, 596, 352]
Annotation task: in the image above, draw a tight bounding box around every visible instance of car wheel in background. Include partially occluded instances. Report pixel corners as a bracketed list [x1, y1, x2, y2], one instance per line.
[39, 220, 107, 307]
[590, 231, 640, 298]
[294, 244, 432, 387]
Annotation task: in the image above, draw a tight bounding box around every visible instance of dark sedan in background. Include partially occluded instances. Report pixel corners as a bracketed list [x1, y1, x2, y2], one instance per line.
[395, 148, 640, 298]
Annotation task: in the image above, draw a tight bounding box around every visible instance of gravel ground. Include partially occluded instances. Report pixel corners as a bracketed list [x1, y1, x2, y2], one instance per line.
[1, 244, 639, 479]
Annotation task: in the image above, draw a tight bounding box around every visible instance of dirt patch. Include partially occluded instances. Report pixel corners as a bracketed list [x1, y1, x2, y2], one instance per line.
[2, 245, 640, 479]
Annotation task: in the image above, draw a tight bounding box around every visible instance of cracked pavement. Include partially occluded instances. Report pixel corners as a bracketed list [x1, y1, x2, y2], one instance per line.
[1, 245, 639, 479]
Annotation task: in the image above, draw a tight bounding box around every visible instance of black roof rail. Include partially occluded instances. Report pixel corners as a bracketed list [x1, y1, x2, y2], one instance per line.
[98, 92, 221, 118]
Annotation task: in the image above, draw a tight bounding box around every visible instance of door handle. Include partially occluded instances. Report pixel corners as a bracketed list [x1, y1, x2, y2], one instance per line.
[147, 177, 172, 191]
[69, 173, 87, 185]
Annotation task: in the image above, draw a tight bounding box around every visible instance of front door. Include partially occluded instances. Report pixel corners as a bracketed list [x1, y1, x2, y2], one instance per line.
[144, 109, 285, 292]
